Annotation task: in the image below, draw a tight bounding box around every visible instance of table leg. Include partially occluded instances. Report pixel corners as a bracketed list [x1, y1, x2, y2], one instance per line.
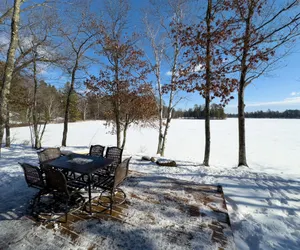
[88, 174, 92, 214]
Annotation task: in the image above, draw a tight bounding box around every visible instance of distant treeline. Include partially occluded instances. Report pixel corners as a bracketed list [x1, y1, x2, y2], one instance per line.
[173, 104, 226, 119]
[227, 109, 300, 119]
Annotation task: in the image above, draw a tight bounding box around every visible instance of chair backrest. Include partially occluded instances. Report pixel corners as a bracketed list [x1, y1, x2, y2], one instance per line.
[45, 168, 69, 196]
[89, 145, 105, 157]
[106, 146, 123, 165]
[37, 147, 61, 164]
[113, 157, 131, 190]
[123, 157, 131, 177]
[19, 162, 45, 189]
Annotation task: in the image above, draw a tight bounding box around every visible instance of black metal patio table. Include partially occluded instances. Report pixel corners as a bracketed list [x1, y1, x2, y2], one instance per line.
[45, 153, 114, 214]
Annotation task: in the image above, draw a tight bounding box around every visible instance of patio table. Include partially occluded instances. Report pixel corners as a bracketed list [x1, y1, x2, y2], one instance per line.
[45, 153, 114, 214]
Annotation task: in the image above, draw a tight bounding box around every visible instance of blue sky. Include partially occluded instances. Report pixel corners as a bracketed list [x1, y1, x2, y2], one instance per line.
[90, 0, 300, 113]
[2, 0, 299, 114]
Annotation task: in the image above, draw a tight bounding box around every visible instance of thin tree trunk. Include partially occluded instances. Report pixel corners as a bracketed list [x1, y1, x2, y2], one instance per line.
[32, 51, 39, 149]
[237, 7, 252, 167]
[121, 116, 129, 149]
[114, 58, 121, 148]
[0, 0, 22, 151]
[155, 57, 164, 155]
[157, 117, 163, 154]
[161, 110, 172, 156]
[156, 86, 163, 155]
[203, 0, 212, 166]
[238, 85, 247, 166]
[115, 109, 121, 148]
[62, 58, 78, 147]
[5, 108, 10, 147]
[159, 32, 179, 156]
[203, 96, 210, 166]
[37, 120, 47, 148]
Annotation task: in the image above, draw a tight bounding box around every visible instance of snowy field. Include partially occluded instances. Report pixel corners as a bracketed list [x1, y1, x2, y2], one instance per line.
[0, 118, 300, 249]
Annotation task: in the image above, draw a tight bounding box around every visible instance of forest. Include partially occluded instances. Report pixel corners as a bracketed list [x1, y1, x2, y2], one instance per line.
[227, 109, 300, 119]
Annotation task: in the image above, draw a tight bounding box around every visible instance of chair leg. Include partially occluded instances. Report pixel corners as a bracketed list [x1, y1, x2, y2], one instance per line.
[110, 192, 113, 215]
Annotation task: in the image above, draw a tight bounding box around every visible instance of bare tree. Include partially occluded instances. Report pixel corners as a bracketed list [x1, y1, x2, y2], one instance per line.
[93, 0, 132, 148]
[172, 0, 237, 166]
[143, 9, 166, 155]
[58, 4, 98, 146]
[230, 0, 300, 166]
[0, 0, 22, 151]
[144, 0, 189, 156]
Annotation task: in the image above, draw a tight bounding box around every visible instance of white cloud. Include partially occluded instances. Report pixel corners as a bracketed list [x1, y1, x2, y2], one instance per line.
[194, 64, 203, 72]
[246, 97, 300, 107]
[165, 64, 203, 76]
[290, 91, 300, 96]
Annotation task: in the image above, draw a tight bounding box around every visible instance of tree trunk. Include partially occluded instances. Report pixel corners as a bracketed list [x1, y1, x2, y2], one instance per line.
[203, 0, 212, 167]
[203, 96, 210, 166]
[237, 7, 252, 167]
[5, 108, 10, 147]
[238, 85, 247, 166]
[156, 89, 163, 155]
[115, 110, 121, 148]
[161, 109, 172, 156]
[0, 0, 22, 151]
[159, 33, 179, 156]
[114, 57, 121, 148]
[62, 58, 78, 147]
[32, 51, 40, 149]
[121, 116, 129, 149]
[37, 120, 47, 148]
[155, 60, 164, 155]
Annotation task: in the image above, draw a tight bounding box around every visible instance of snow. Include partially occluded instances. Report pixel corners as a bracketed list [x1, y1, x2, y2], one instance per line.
[1, 118, 300, 249]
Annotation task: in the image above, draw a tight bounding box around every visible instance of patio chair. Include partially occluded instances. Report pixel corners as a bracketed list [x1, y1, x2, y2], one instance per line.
[93, 157, 131, 215]
[105, 146, 123, 175]
[19, 162, 48, 214]
[37, 147, 61, 165]
[44, 168, 85, 222]
[37, 147, 74, 180]
[89, 145, 105, 157]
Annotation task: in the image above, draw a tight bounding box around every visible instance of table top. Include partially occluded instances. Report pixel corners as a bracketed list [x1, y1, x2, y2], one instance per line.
[45, 153, 114, 175]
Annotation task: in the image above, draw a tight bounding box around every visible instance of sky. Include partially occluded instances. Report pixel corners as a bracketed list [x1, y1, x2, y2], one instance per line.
[1, 0, 300, 114]
[111, 0, 300, 113]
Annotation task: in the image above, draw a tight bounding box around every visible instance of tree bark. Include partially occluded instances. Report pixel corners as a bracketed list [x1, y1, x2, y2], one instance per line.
[160, 35, 179, 156]
[32, 51, 40, 149]
[5, 108, 11, 147]
[0, 0, 22, 151]
[203, 96, 211, 166]
[156, 74, 164, 155]
[238, 85, 247, 166]
[203, 0, 212, 167]
[114, 57, 121, 148]
[121, 116, 129, 149]
[115, 110, 121, 148]
[237, 6, 252, 167]
[161, 112, 172, 156]
[62, 58, 78, 147]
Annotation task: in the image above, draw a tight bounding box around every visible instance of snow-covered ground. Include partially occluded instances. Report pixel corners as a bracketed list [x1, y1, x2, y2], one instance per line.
[0, 119, 300, 249]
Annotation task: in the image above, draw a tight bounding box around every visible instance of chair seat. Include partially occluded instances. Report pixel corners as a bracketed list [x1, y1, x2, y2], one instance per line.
[94, 176, 114, 190]
[67, 179, 88, 190]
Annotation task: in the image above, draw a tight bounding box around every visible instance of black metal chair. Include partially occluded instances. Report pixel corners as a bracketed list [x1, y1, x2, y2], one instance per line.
[44, 168, 85, 222]
[37, 147, 75, 180]
[89, 145, 105, 157]
[105, 146, 123, 175]
[37, 147, 61, 165]
[19, 162, 48, 215]
[88, 145, 108, 179]
[94, 157, 131, 215]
